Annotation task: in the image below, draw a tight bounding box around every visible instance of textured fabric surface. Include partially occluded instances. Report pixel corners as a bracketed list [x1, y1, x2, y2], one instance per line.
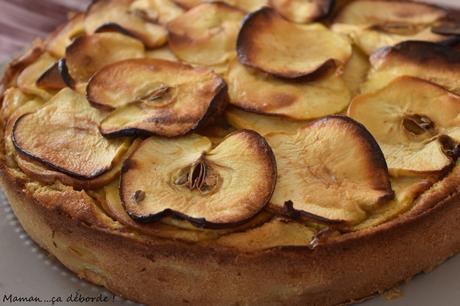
[0, 0, 91, 62]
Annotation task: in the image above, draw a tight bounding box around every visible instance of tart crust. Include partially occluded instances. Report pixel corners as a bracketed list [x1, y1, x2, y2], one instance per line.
[2, 150, 460, 305]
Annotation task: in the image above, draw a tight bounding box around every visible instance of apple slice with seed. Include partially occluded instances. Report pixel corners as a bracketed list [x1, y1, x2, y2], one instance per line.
[85, 0, 167, 49]
[237, 7, 351, 79]
[335, 0, 446, 25]
[167, 2, 245, 66]
[12, 88, 128, 180]
[362, 41, 460, 95]
[65, 32, 144, 84]
[349, 76, 460, 176]
[87, 58, 227, 137]
[225, 59, 351, 119]
[267, 116, 393, 225]
[271, 0, 334, 23]
[120, 131, 276, 228]
[45, 13, 85, 58]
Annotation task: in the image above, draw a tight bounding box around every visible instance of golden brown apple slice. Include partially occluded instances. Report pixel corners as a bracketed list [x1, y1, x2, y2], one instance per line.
[35, 59, 69, 91]
[14, 139, 133, 190]
[1, 88, 38, 122]
[267, 116, 393, 225]
[12, 88, 127, 180]
[120, 131, 277, 228]
[173, 0, 268, 12]
[167, 2, 245, 66]
[65, 32, 144, 84]
[342, 45, 370, 95]
[225, 107, 305, 136]
[16, 53, 56, 100]
[217, 217, 316, 250]
[332, 23, 450, 56]
[352, 175, 438, 231]
[349, 76, 460, 176]
[87, 58, 227, 137]
[45, 13, 85, 58]
[362, 41, 460, 95]
[225, 60, 351, 119]
[85, 0, 167, 49]
[271, 0, 334, 23]
[237, 7, 351, 79]
[335, 0, 446, 25]
[2, 45, 43, 89]
[129, 0, 184, 25]
[146, 46, 179, 61]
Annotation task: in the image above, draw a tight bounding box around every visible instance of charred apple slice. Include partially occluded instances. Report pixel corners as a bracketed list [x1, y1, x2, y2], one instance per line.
[225, 107, 304, 136]
[36, 59, 69, 91]
[225, 60, 350, 119]
[91, 59, 227, 137]
[237, 7, 351, 79]
[362, 41, 460, 95]
[45, 13, 85, 58]
[12, 88, 127, 180]
[349, 76, 460, 176]
[120, 131, 277, 228]
[267, 116, 393, 225]
[271, 0, 334, 23]
[167, 2, 245, 66]
[173, 0, 268, 12]
[85, 0, 167, 49]
[335, 0, 446, 25]
[65, 32, 145, 84]
[129, 0, 184, 25]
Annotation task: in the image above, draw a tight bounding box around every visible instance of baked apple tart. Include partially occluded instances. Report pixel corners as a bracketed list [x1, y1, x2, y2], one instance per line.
[2, 0, 460, 305]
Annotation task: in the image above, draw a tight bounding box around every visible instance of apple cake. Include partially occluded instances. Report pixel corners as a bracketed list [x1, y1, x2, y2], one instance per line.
[2, 0, 460, 305]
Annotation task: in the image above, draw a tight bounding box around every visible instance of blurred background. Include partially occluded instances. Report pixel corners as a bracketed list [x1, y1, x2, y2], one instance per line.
[0, 0, 458, 62]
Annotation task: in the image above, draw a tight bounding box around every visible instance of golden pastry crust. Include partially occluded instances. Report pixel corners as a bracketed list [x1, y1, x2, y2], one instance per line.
[3, 154, 460, 305]
[2, 2, 460, 306]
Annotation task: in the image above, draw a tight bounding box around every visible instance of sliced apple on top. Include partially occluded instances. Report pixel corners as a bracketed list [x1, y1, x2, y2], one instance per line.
[173, 0, 268, 12]
[271, 0, 334, 23]
[237, 7, 351, 79]
[335, 0, 446, 25]
[45, 13, 85, 58]
[85, 0, 167, 49]
[35, 59, 69, 91]
[129, 0, 184, 25]
[167, 2, 245, 67]
[225, 59, 351, 119]
[65, 32, 145, 84]
[12, 88, 127, 180]
[16, 52, 57, 100]
[267, 116, 393, 225]
[362, 41, 460, 95]
[342, 46, 370, 96]
[225, 107, 305, 136]
[349, 76, 460, 176]
[120, 131, 277, 228]
[86, 58, 227, 137]
[332, 0, 449, 55]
